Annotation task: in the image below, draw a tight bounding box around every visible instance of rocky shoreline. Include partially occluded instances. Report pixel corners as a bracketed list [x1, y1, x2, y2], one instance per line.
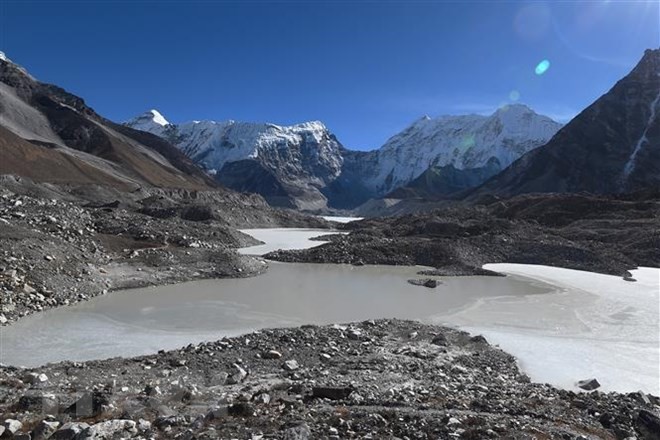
[1, 319, 659, 439]
[0, 179, 330, 326]
[2, 183, 660, 439]
[267, 193, 660, 278]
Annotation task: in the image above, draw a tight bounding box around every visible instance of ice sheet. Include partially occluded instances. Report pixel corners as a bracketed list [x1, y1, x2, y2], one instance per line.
[440, 264, 660, 394]
[238, 228, 342, 255]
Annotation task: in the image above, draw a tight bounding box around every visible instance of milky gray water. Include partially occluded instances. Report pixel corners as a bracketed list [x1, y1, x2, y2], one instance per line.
[0, 262, 549, 367]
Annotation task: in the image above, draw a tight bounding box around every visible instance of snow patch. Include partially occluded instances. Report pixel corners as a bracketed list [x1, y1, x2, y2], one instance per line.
[623, 89, 660, 178]
[443, 264, 660, 394]
[148, 109, 169, 126]
[237, 228, 344, 255]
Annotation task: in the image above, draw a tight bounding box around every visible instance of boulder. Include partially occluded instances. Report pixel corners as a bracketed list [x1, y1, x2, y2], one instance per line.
[312, 386, 353, 400]
[283, 423, 311, 440]
[50, 422, 90, 440]
[15, 392, 58, 413]
[407, 278, 441, 288]
[263, 350, 283, 359]
[207, 371, 228, 386]
[470, 335, 488, 344]
[4, 419, 23, 435]
[228, 402, 254, 417]
[637, 409, 660, 440]
[282, 360, 300, 371]
[577, 378, 601, 391]
[31, 420, 60, 440]
[63, 391, 110, 417]
[78, 420, 137, 440]
[226, 364, 248, 384]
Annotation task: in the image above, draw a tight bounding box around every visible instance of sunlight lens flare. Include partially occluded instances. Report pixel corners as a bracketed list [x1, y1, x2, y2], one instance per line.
[535, 59, 551, 75]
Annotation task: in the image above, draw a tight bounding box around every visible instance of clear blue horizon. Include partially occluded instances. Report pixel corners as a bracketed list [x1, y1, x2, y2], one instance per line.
[1, 1, 658, 150]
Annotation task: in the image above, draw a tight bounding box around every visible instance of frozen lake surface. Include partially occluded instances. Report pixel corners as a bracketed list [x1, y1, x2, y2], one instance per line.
[1, 225, 658, 394]
[446, 264, 660, 394]
[0, 263, 548, 368]
[237, 228, 339, 255]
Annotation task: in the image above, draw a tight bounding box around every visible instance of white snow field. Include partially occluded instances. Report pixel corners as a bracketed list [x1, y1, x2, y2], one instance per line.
[239, 216, 358, 255]
[321, 216, 363, 223]
[237, 228, 340, 255]
[440, 264, 660, 395]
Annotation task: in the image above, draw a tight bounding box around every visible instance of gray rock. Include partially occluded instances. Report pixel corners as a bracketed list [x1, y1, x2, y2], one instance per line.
[637, 409, 660, 440]
[407, 278, 441, 288]
[228, 402, 254, 417]
[263, 350, 282, 359]
[431, 334, 448, 346]
[207, 371, 228, 386]
[347, 328, 362, 340]
[78, 420, 137, 440]
[31, 420, 60, 440]
[16, 392, 58, 413]
[136, 419, 151, 432]
[283, 359, 300, 371]
[576, 378, 601, 391]
[227, 364, 248, 384]
[50, 422, 90, 440]
[23, 372, 47, 384]
[312, 386, 353, 400]
[283, 423, 311, 440]
[206, 406, 229, 420]
[64, 391, 110, 417]
[5, 418, 24, 434]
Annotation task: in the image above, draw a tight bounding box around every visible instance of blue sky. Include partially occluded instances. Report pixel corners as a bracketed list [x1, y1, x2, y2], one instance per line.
[1, 1, 658, 150]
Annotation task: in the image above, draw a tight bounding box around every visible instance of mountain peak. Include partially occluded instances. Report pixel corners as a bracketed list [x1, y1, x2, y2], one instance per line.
[125, 109, 171, 134]
[493, 103, 534, 117]
[132, 109, 170, 126]
[0, 51, 8, 62]
[146, 109, 170, 126]
[630, 47, 660, 79]
[291, 120, 327, 132]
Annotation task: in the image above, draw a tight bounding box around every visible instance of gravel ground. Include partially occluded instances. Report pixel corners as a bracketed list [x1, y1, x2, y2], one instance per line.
[1, 319, 659, 439]
[266, 193, 660, 278]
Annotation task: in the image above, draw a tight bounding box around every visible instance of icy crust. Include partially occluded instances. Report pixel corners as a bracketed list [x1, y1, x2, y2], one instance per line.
[462, 264, 660, 394]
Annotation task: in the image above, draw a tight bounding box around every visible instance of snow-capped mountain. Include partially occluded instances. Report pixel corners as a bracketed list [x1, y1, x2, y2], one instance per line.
[126, 104, 560, 209]
[126, 112, 345, 209]
[362, 104, 562, 196]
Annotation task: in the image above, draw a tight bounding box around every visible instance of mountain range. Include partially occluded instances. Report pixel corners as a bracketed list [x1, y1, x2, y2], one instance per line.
[1, 49, 659, 212]
[127, 104, 561, 209]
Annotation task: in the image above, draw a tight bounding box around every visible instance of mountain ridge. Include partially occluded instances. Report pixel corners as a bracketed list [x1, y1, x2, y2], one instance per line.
[0, 53, 215, 191]
[127, 103, 561, 209]
[471, 48, 660, 199]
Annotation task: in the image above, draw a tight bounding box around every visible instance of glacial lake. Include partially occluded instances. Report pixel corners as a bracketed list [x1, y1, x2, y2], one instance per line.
[1, 222, 658, 395]
[0, 262, 549, 367]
